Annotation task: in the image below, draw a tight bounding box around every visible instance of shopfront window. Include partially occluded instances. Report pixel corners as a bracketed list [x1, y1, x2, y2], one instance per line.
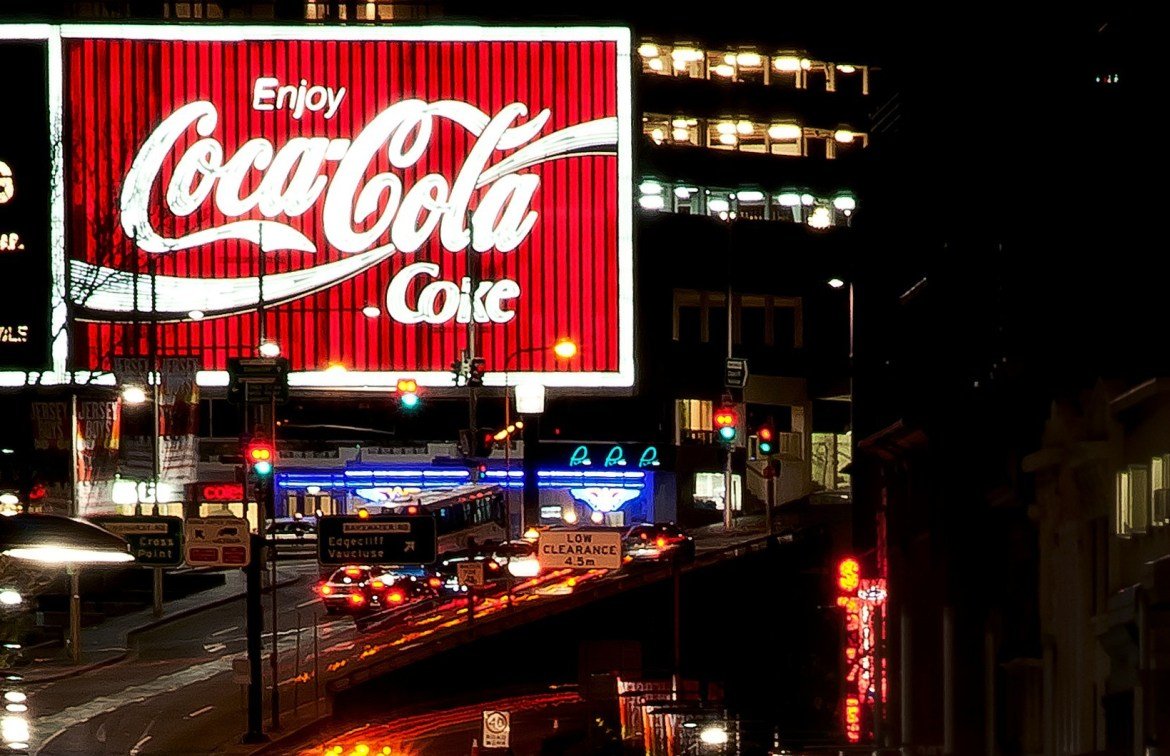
[694, 471, 742, 512]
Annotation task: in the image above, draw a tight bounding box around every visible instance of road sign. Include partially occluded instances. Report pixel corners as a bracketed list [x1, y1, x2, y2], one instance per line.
[724, 357, 748, 389]
[184, 516, 251, 567]
[317, 515, 438, 566]
[538, 530, 623, 570]
[92, 515, 184, 567]
[457, 561, 485, 588]
[227, 357, 289, 405]
[482, 710, 510, 749]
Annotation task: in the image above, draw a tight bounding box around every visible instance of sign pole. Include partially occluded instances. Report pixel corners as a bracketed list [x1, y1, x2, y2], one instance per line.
[152, 566, 164, 618]
[267, 395, 281, 732]
[68, 565, 81, 664]
[242, 533, 266, 743]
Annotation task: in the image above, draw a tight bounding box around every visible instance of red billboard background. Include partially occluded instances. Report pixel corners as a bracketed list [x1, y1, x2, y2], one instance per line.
[63, 30, 628, 386]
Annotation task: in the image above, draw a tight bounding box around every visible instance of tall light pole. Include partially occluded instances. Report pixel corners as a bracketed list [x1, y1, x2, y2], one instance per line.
[501, 338, 578, 537]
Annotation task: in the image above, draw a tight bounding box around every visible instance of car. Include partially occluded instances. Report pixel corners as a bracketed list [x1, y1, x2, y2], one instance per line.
[316, 564, 437, 615]
[435, 547, 506, 591]
[488, 540, 542, 578]
[622, 523, 696, 564]
[267, 516, 318, 544]
[377, 564, 450, 596]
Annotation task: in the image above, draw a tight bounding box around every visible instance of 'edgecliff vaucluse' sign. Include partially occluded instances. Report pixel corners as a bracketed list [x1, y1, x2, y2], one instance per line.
[59, 26, 632, 389]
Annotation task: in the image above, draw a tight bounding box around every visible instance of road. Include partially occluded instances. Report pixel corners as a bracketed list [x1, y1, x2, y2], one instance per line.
[27, 523, 770, 755]
[291, 689, 591, 755]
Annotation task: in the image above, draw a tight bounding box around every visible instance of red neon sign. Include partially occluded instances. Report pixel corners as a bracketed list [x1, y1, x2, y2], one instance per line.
[62, 27, 632, 389]
[837, 557, 886, 745]
[199, 482, 245, 502]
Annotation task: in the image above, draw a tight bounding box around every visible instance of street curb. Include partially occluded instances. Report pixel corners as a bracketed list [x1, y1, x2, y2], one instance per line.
[20, 574, 302, 684]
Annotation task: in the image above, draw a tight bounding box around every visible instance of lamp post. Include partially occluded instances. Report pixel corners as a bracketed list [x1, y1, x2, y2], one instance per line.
[500, 338, 578, 537]
[0, 513, 134, 666]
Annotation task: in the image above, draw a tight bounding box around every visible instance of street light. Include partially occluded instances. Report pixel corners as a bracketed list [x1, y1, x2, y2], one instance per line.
[121, 385, 147, 405]
[502, 338, 579, 536]
[257, 340, 281, 358]
[0, 513, 134, 667]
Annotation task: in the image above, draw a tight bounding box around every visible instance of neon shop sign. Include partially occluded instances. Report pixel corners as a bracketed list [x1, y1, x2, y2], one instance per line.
[568, 444, 660, 469]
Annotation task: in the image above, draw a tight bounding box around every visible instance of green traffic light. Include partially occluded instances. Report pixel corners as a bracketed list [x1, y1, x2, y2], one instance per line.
[401, 392, 420, 409]
[759, 441, 773, 454]
[253, 460, 273, 476]
[718, 426, 736, 441]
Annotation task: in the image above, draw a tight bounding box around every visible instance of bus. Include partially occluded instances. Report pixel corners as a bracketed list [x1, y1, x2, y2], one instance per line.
[382, 483, 508, 555]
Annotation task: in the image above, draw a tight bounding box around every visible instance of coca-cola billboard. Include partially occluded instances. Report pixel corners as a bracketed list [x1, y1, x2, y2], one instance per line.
[62, 26, 633, 389]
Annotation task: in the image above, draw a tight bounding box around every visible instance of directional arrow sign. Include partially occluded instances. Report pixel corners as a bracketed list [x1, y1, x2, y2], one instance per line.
[317, 515, 437, 566]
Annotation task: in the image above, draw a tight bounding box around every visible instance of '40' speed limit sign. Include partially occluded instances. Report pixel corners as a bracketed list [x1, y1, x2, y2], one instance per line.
[482, 710, 510, 749]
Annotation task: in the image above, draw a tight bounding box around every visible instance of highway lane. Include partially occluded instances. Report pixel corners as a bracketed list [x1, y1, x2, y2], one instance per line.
[29, 524, 771, 754]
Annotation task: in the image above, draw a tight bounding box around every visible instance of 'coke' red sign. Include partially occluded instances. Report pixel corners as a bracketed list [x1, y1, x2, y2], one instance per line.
[63, 26, 633, 389]
[197, 482, 245, 503]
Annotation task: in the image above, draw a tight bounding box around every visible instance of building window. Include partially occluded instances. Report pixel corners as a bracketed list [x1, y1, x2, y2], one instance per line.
[673, 290, 803, 349]
[812, 432, 852, 492]
[306, 1, 436, 21]
[1115, 465, 1149, 536]
[165, 2, 225, 19]
[71, 1, 130, 16]
[694, 471, 742, 511]
[643, 115, 671, 146]
[1151, 454, 1170, 527]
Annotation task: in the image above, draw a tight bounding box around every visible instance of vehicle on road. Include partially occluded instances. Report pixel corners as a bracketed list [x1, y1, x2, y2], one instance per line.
[622, 523, 696, 564]
[378, 564, 450, 596]
[488, 539, 542, 578]
[317, 564, 438, 615]
[375, 483, 507, 555]
[434, 546, 507, 591]
[267, 515, 318, 544]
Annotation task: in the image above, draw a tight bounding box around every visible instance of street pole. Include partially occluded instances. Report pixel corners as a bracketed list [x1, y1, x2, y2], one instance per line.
[467, 214, 479, 482]
[243, 533, 266, 743]
[69, 392, 78, 517]
[764, 468, 774, 535]
[67, 565, 81, 664]
[267, 399, 280, 731]
[672, 557, 681, 697]
[150, 254, 164, 616]
[723, 221, 735, 530]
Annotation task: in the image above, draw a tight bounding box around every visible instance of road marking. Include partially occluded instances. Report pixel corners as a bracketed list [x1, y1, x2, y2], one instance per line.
[188, 705, 214, 718]
[203, 643, 227, 654]
[129, 735, 152, 754]
[296, 599, 320, 609]
[210, 625, 239, 637]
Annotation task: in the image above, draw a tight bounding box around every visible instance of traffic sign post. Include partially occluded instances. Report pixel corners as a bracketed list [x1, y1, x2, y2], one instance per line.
[482, 710, 510, 749]
[227, 357, 290, 405]
[317, 515, 438, 566]
[724, 357, 748, 389]
[93, 515, 184, 618]
[457, 561, 485, 588]
[185, 516, 251, 567]
[537, 530, 623, 570]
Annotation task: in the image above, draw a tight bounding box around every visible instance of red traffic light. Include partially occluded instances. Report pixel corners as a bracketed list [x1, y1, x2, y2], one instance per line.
[757, 426, 774, 442]
[714, 407, 738, 428]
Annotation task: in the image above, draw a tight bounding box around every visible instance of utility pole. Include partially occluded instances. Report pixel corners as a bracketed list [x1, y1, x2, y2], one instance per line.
[467, 212, 479, 482]
[723, 219, 735, 530]
[242, 533, 266, 743]
[267, 395, 280, 731]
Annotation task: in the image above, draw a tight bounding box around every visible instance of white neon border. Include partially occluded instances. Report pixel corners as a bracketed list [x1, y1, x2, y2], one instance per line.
[1, 24, 635, 391]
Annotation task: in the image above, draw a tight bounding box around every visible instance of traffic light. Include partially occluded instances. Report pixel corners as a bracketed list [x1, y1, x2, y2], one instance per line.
[467, 357, 486, 387]
[246, 438, 275, 477]
[714, 405, 738, 443]
[396, 377, 420, 409]
[756, 420, 776, 456]
[477, 430, 495, 457]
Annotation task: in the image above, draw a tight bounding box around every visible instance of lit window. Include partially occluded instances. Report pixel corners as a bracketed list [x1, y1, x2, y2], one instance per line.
[1151, 455, 1170, 527]
[1116, 465, 1150, 536]
[670, 47, 705, 79]
[694, 471, 742, 511]
[737, 121, 766, 154]
[643, 115, 670, 146]
[670, 117, 699, 146]
[639, 42, 671, 76]
[165, 1, 223, 18]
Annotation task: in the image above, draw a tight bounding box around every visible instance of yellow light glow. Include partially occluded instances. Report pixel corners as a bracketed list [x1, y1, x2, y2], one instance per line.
[834, 129, 856, 144]
[837, 64, 856, 74]
[649, 58, 664, 72]
[736, 52, 762, 67]
[637, 43, 659, 58]
[325, 362, 347, 373]
[768, 123, 802, 140]
[773, 56, 801, 72]
[553, 338, 578, 360]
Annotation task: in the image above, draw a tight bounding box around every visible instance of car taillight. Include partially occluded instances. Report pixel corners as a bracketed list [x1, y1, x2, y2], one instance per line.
[656, 537, 667, 548]
[387, 590, 405, 604]
[487, 561, 499, 571]
[639, 533, 647, 540]
[349, 593, 365, 605]
[428, 577, 441, 589]
[371, 580, 385, 590]
[320, 584, 332, 595]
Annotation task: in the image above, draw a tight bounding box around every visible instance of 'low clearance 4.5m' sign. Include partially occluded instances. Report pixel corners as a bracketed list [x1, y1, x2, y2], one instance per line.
[54, 25, 633, 390]
[537, 529, 622, 570]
